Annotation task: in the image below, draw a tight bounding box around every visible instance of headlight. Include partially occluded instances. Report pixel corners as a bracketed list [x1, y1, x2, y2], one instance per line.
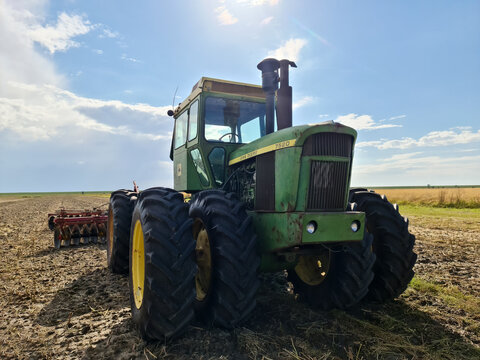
[306, 221, 317, 234]
[351, 221, 361, 232]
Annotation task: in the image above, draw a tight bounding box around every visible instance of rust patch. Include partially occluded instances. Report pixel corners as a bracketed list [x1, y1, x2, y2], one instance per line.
[287, 202, 296, 212]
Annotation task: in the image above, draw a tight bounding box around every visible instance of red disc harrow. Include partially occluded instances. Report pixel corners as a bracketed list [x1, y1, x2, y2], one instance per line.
[48, 208, 108, 249]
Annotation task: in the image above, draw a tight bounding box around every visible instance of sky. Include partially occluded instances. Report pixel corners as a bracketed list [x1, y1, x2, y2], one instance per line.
[1, 0, 479, 192]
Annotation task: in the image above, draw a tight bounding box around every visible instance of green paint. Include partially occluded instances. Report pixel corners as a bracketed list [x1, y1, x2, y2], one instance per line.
[275, 147, 302, 212]
[252, 211, 364, 253]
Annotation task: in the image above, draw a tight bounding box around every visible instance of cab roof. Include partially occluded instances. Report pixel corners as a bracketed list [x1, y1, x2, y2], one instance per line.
[173, 77, 265, 116]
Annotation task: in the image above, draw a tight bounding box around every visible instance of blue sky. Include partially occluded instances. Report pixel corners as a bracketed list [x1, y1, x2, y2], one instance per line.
[1, 0, 479, 192]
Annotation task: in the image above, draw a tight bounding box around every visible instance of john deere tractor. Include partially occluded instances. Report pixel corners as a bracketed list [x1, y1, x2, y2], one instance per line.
[106, 58, 416, 340]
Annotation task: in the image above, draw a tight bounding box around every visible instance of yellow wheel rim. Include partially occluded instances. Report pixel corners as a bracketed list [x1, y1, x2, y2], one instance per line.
[193, 219, 212, 301]
[107, 207, 114, 256]
[132, 219, 145, 309]
[294, 251, 331, 286]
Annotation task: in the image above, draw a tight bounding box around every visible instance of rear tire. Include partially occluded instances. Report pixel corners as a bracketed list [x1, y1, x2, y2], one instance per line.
[287, 232, 375, 310]
[107, 189, 137, 274]
[349, 190, 417, 302]
[189, 190, 260, 329]
[130, 187, 196, 340]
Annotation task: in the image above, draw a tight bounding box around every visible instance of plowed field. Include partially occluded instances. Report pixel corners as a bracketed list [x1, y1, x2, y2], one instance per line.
[1, 195, 479, 359]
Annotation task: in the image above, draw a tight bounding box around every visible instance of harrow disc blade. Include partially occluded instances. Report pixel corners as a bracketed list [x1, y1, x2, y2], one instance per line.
[90, 224, 99, 244]
[53, 228, 61, 250]
[81, 225, 91, 244]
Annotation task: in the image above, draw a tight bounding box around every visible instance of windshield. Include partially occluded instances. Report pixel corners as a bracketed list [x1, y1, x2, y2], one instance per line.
[204, 96, 266, 143]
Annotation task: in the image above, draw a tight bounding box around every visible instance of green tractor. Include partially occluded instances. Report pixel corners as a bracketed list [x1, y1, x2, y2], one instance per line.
[106, 58, 417, 340]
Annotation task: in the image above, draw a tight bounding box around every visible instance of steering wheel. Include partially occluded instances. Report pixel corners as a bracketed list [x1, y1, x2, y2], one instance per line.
[219, 132, 240, 142]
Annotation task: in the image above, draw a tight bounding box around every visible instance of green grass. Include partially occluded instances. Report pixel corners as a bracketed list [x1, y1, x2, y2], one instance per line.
[409, 277, 480, 315]
[399, 204, 480, 218]
[396, 199, 480, 209]
[398, 204, 480, 231]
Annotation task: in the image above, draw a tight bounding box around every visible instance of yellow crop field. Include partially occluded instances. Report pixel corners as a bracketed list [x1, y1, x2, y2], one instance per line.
[373, 187, 480, 208]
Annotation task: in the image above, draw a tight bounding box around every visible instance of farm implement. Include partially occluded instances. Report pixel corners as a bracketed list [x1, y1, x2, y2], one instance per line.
[48, 208, 108, 249]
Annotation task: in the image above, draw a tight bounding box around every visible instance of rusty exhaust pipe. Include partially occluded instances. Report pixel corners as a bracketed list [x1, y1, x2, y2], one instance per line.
[276, 59, 297, 130]
[257, 58, 280, 135]
[257, 58, 297, 133]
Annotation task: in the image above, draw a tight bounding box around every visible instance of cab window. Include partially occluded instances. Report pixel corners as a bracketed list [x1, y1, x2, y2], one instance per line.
[204, 97, 266, 143]
[188, 100, 199, 141]
[174, 111, 188, 149]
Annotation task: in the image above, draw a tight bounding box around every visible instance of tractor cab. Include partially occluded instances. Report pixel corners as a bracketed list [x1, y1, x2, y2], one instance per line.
[169, 78, 267, 191]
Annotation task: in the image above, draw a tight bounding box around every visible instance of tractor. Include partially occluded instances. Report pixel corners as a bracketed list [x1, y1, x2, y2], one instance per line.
[106, 58, 416, 340]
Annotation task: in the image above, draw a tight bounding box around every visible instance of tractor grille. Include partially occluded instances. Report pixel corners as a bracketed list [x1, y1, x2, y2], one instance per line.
[255, 152, 275, 211]
[304, 132, 353, 211]
[303, 133, 352, 157]
[307, 161, 349, 210]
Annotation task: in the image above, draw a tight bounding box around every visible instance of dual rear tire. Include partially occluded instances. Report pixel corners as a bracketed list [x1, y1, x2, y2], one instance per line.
[107, 189, 137, 274]
[129, 188, 196, 339]
[128, 188, 259, 340]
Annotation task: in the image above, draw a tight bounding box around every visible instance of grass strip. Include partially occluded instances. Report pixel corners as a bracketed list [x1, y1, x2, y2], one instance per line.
[409, 277, 480, 315]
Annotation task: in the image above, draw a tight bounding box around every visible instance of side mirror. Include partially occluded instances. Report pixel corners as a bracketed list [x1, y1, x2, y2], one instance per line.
[167, 109, 174, 117]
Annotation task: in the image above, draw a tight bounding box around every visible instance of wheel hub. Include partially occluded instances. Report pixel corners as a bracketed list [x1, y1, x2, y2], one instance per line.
[107, 207, 114, 256]
[193, 219, 212, 302]
[294, 250, 331, 286]
[132, 220, 145, 309]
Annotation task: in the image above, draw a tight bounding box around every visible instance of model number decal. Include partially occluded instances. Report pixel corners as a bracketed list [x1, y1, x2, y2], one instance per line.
[228, 139, 296, 165]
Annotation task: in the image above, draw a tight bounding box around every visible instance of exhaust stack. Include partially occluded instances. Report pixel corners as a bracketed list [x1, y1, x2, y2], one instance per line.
[257, 58, 279, 135]
[257, 58, 296, 134]
[277, 59, 297, 130]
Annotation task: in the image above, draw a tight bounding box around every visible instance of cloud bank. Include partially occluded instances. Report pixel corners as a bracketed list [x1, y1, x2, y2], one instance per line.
[357, 128, 480, 150]
[267, 38, 307, 62]
[335, 113, 402, 131]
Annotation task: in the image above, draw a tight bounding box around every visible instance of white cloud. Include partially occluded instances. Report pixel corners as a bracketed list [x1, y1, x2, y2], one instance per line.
[260, 16, 274, 25]
[0, 81, 172, 142]
[293, 96, 314, 110]
[354, 153, 480, 178]
[93, 49, 103, 55]
[0, 3, 63, 88]
[388, 114, 406, 121]
[0, 1, 173, 192]
[318, 114, 329, 119]
[335, 113, 402, 131]
[267, 38, 307, 62]
[28, 12, 93, 53]
[356, 128, 480, 150]
[121, 53, 141, 63]
[215, 6, 238, 25]
[100, 28, 118, 38]
[351, 150, 480, 186]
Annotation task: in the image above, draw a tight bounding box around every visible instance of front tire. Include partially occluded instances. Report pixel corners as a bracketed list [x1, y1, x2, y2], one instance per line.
[349, 189, 417, 302]
[130, 187, 196, 340]
[287, 232, 375, 310]
[189, 190, 260, 329]
[107, 189, 137, 274]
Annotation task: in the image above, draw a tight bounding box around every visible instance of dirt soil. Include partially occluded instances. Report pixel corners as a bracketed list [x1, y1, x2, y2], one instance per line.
[1, 196, 479, 359]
